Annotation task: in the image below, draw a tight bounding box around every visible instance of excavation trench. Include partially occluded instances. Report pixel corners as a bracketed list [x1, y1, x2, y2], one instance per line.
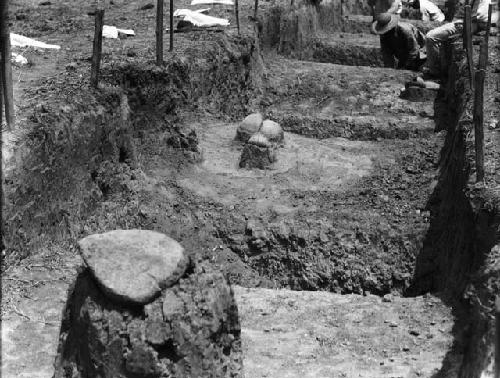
[3, 2, 496, 377]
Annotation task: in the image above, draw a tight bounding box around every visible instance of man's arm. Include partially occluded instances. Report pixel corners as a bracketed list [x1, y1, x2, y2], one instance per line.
[397, 25, 420, 68]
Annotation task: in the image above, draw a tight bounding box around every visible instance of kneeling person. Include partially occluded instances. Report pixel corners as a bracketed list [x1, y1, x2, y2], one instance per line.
[372, 13, 426, 70]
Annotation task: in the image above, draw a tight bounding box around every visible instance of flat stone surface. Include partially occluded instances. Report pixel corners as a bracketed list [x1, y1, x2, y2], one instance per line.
[79, 230, 188, 305]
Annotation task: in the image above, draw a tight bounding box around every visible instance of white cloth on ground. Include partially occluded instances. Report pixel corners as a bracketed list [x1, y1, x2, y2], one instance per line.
[10, 33, 60, 49]
[191, 0, 234, 5]
[102, 25, 135, 39]
[173, 9, 230, 27]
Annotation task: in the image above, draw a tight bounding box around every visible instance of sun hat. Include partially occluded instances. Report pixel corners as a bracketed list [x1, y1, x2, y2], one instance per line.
[371, 13, 399, 35]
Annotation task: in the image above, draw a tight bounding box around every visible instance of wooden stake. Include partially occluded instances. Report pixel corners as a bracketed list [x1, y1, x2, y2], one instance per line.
[169, 0, 174, 52]
[90, 9, 104, 88]
[463, 5, 474, 89]
[0, 48, 3, 126]
[1, 0, 14, 129]
[254, 0, 259, 19]
[235, 0, 240, 35]
[496, 296, 500, 378]
[484, 3, 493, 45]
[156, 0, 164, 65]
[473, 41, 487, 183]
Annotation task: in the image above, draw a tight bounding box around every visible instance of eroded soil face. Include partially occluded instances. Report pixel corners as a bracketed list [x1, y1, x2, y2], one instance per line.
[2, 0, 462, 376]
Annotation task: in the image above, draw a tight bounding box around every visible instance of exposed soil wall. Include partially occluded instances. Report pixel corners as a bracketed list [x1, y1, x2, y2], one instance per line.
[410, 42, 500, 377]
[2, 35, 264, 266]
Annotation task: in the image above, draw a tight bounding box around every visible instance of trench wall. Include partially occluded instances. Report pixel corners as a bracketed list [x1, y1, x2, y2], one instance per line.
[2, 35, 264, 265]
[411, 42, 500, 377]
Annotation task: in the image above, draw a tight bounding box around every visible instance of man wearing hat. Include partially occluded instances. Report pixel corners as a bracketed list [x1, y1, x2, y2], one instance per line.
[422, 0, 491, 80]
[372, 12, 426, 70]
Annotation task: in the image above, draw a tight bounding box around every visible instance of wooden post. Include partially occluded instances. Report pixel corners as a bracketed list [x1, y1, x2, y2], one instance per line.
[1, 0, 15, 129]
[254, 0, 259, 19]
[235, 0, 240, 35]
[463, 4, 474, 89]
[484, 3, 493, 45]
[473, 41, 487, 183]
[90, 9, 104, 88]
[495, 296, 500, 378]
[156, 0, 164, 65]
[169, 0, 173, 52]
[0, 59, 3, 126]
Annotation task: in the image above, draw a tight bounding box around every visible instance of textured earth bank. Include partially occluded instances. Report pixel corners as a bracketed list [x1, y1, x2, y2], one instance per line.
[53, 230, 242, 378]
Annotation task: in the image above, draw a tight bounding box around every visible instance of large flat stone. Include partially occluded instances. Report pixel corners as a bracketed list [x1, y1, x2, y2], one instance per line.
[79, 230, 189, 305]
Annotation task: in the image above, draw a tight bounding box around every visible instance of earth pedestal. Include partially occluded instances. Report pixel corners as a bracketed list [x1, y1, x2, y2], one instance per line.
[53, 231, 242, 378]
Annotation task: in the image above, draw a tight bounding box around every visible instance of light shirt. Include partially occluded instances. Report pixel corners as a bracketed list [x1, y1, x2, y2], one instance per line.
[371, 0, 403, 16]
[419, 0, 445, 21]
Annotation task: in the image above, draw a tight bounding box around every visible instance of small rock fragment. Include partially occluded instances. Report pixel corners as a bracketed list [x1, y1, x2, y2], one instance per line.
[65, 62, 78, 71]
[409, 329, 420, 336]
[382, 294, 393, 302]
[162, 290, 185, 320]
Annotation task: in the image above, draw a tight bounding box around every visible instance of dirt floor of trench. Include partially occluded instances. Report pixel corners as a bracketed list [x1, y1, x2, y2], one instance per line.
[1, 0, 475, 376]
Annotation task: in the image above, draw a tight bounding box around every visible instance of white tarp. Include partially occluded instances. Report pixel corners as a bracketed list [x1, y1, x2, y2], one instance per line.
[173, 8, 211, 17]
[10, 33, 60, 49]
[102, 25, 135, 39]
[191, 0, 234, 6]
[173, 9, 229, 27]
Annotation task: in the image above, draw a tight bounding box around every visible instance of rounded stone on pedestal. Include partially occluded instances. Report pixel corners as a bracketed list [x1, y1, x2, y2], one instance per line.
[78, 229, 189, 305]
[260, 119, 284, 144]
[54, 259, 242, 378]
[235, 112, 263, 143]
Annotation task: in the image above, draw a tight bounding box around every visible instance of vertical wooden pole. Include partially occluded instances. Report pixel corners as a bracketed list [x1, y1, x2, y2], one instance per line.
[156, 0, 164, 65]
[90, 9, 104, 88]
[235, 0, 240, 35]
[484, 3, 493, 45]
[473, 41, 486, 183]
[169, 0, 173, 52]
[0, 52, 4, 126]
[496, 296, 500, 378]
[254, 0, 259, 19]
[1, 0, 14, 129]
[463, 5, 474, 89]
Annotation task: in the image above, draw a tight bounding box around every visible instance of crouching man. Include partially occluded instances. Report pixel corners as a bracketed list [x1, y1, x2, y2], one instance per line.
[422, 0, 490, 79]
[372, 13, 426, 70]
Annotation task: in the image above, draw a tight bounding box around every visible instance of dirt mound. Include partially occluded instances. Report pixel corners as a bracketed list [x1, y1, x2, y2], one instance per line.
[54, 259, 242, 378]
